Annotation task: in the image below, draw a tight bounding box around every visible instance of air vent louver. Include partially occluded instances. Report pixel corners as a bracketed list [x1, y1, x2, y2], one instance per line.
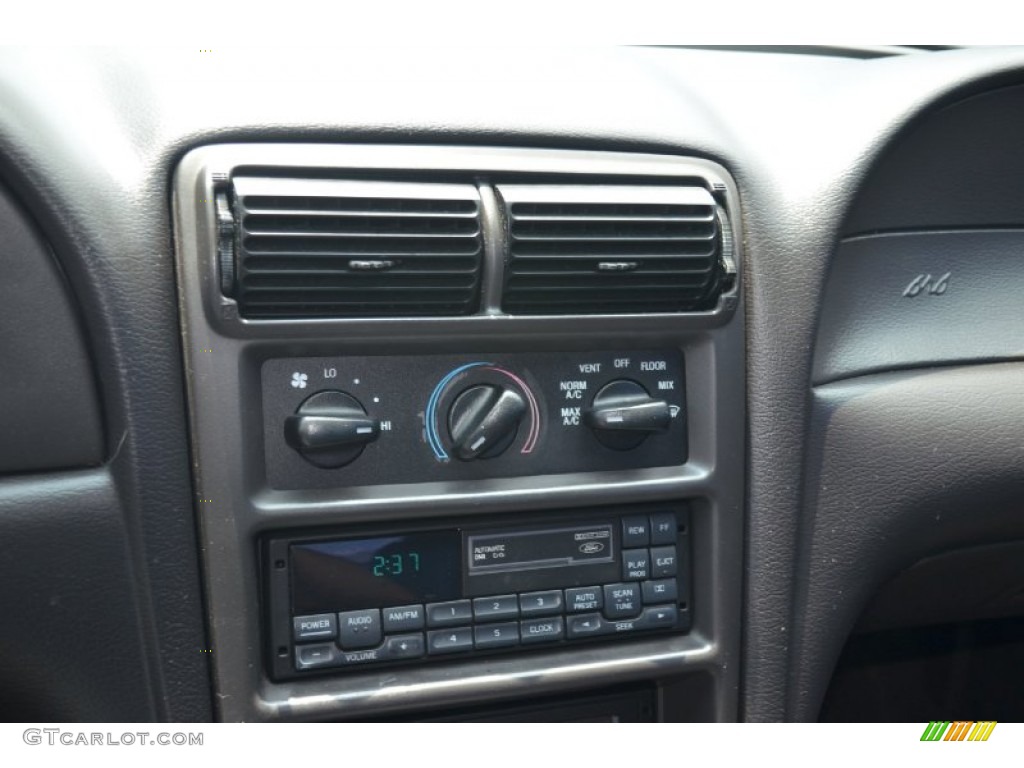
[229, 178, 483, 318]
[499, 185, 725, 315]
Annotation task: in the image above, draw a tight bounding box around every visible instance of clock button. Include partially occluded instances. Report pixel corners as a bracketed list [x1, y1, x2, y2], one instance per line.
[337, 609, 382, 650]
[426, 600, 472, 627]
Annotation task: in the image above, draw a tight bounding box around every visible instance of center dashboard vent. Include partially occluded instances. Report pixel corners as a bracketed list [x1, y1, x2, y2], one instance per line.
[497, 185, 730, 315]
[225, 178, 483, 318]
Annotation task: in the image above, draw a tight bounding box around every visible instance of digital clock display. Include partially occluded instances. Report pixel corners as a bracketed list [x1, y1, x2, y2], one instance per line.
[290, 532, 460, 614]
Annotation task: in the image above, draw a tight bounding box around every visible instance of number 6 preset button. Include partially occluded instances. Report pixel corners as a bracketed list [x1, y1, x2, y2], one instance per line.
[426, 600, 473, 627]
[472, 595, 519, 622]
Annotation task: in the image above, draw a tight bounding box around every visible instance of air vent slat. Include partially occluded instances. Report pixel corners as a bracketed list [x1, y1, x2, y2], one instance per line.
[511, 213, 715, 223]
[230, 178, 483, 318]
[244, 218, 480, 236]
[499, 184, 726, 315]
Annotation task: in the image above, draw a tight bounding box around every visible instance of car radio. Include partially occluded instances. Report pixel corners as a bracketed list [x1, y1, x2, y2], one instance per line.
[264, 503, 692, 680]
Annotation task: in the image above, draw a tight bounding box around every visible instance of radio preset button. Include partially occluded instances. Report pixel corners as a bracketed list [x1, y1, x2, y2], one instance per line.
[519, 590, 564, 617]
[520, 616, 565, 644]
[386, 633, 426, 659]
[474, 622, 520, 649]
[565, 586, 603, 613]
[650, 546, 678, 579]
[337, 609, 382, 650]
[622, 516, 650, 547]
[622, 549, 651, 581]
[649, 513, 677, 545]
[473, 594, 519, 622]
[382, 604, 425, 633]
[428, 627, 474, 654]
[426, 600, 473, 627]
[603, 583, 642, 620]
[293, 613, 337, 642]
[294, 643, 337, 670]
[642, 578, 678, 604]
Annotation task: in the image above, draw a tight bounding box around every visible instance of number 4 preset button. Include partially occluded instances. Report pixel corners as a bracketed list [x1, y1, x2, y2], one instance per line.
[427, 627, 474, 654]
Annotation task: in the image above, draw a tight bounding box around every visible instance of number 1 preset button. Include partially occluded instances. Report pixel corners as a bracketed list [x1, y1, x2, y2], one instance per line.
[426, 599, 473, 627]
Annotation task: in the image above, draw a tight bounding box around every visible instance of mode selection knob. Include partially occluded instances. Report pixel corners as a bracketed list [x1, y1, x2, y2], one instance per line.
[284, 390, 380, 468]
[584, 379, 671, 450]
[447, 384, 527, 460]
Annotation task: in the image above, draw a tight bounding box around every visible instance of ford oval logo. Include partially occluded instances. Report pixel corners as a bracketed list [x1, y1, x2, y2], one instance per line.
[580, 542, 605, 555]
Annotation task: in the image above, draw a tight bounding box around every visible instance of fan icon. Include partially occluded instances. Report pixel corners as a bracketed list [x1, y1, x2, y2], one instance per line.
[290, 372, 308, 389]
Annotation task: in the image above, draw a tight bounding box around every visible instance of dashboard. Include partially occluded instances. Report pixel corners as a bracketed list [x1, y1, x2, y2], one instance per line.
[2, 45, 1024, 723]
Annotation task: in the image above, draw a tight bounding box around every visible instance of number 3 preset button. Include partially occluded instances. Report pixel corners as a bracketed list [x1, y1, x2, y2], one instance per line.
[519, 590, 563, 617]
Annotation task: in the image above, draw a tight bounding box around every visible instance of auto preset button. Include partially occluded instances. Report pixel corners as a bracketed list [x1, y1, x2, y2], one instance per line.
[565, 586, 603, 613]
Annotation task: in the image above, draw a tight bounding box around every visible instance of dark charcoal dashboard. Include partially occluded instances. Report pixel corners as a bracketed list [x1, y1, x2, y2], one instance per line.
[2, 46, 1024, 722]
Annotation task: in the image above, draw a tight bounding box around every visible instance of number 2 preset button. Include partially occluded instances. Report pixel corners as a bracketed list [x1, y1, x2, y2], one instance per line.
[473, 595, 519, 621]
[426, 600, 473, 627]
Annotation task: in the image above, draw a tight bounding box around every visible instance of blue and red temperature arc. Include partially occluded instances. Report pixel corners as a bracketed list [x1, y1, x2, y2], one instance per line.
[425, 362, 540, 461]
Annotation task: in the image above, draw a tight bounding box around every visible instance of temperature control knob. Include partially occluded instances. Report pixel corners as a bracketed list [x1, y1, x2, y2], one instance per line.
[447, 384, 527, 460]
[285, 391, 379, 468]
[584, 380, 671, 450]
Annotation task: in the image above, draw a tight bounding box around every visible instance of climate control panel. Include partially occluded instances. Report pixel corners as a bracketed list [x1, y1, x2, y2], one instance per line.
[261, 350, 686, 489]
